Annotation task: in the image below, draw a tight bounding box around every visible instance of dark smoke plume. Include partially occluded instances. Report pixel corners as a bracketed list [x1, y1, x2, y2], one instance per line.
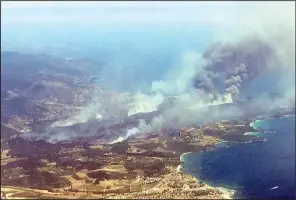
[194, 36, 280, 98]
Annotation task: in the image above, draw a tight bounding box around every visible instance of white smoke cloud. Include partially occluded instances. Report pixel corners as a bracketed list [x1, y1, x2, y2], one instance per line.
[111, 2, 295, 143]
[19, 1, 294, 144]
[110, 115, 164, 143]
[110, 50, 236, 143]
[127, 93, 164, 116]
[51, 102, 104, 127]
[151, 51, 202, 95]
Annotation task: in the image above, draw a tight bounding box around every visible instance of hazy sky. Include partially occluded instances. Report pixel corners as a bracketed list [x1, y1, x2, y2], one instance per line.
[1, 1, 237, 27]
[2, 1, 294, 44]
[2, 1, 294, 41]
[2, 1, 294, 28]
[3, 1, 234, 51]
[1, 1, 294, 93]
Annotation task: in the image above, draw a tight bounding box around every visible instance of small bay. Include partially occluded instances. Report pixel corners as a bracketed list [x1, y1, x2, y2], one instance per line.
[182, 116, 295, 199]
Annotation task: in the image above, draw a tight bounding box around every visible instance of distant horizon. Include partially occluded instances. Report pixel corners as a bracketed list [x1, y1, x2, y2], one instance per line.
[2, 1, 294, 51]
[1, 1, 294, 95]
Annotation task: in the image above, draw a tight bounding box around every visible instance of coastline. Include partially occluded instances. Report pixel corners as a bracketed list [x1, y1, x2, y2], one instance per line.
[250, 113, 296, 129]
[180, 151, 193, 163]
[179, 115, 296, 200]
[3, 115, 294, 199]
[179, 146, 236, 199]
[177, 118, 263, 199]
[178, 160, 235, 199]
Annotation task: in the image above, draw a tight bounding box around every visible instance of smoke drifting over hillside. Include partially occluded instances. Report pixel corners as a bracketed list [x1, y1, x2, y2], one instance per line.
[109, 2, 295, 143]
[16, 2, 294, 144]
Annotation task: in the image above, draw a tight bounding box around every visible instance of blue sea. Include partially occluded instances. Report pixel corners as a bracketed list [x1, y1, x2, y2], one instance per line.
[181, 115, 295, 199]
